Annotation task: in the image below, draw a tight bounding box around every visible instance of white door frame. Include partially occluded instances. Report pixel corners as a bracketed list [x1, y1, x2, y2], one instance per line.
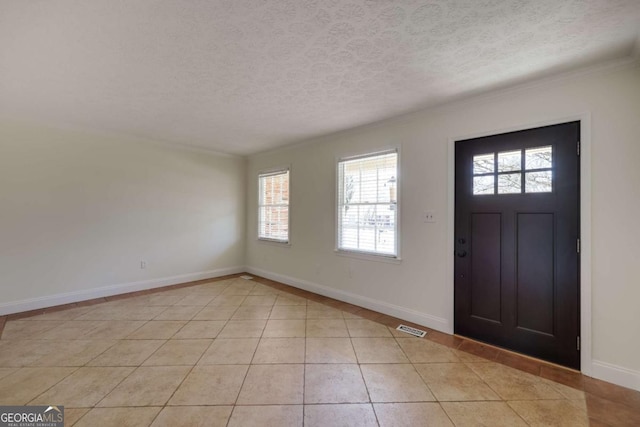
[447, 113, 592, 375]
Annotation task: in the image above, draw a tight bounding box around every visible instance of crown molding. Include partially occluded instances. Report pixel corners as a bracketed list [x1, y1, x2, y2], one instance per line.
[0, 116, 243, 159]
[4, 53, 639, 160]
[250, 54, 640, 159]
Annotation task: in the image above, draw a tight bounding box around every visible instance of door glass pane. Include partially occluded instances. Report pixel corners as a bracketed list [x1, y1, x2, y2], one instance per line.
[498, 173, 521, 194]
[498, 150, 521, 172]
[525, 171, 553, 193]
[473, 153, 494, 174]
[473, 175, 494, 195]
[526, 146, 552, 170]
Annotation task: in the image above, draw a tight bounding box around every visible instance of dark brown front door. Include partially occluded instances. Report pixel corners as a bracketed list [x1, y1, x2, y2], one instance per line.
[454, 122, 580, 369]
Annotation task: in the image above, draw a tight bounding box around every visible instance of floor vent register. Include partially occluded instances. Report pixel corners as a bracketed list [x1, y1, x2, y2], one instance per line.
[396, 324, 427, 338]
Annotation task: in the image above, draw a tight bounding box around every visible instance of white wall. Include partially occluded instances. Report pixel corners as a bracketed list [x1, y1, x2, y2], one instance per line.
[246, 61, 640, 389]
[0, 121, 246, 314]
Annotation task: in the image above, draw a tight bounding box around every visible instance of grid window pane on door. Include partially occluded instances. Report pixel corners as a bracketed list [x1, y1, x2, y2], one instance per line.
[337, 150, 398, 257]
[473, 146, 553, 195]
[258, 169, 289, 242]
[525, 146, 553, 193]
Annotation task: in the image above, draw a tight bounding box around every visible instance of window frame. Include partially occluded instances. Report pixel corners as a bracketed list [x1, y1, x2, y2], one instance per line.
[257, 166, 291, 245]
[335, 148, 401, 261]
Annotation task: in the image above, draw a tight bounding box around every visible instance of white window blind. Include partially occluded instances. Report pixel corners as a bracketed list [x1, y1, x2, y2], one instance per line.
[337, 150, 398, 257]
[258, 169, 289, 242]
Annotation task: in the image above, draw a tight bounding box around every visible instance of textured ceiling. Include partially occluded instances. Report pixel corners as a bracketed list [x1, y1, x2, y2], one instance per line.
[1, 1, 639, 155]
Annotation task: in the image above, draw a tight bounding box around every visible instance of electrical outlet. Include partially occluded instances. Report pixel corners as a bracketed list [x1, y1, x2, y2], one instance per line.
[140, 261, 146, 269]
[423, 211, 436, 223]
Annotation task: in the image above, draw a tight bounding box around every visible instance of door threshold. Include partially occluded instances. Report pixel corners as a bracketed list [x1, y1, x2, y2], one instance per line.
[454, 334, 581, 374]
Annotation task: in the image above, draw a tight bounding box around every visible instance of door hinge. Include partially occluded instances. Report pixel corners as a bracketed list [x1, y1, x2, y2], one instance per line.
[577, 336, 580, 351]
[577, 238, 580, 253]
[577, 140, 580, 156]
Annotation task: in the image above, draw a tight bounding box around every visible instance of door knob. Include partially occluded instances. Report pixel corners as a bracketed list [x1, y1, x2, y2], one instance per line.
[457, 250, 467, 258]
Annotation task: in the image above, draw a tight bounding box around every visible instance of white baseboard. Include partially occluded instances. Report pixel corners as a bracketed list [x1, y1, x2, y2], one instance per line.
[0, 266, 245, 316]
[246, 266, 450, 333]
[591, 360, 640, 392]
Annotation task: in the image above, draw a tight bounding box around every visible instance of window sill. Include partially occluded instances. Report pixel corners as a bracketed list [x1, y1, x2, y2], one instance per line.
[334, 249, 402, 264]
[257, 238, 291, 247]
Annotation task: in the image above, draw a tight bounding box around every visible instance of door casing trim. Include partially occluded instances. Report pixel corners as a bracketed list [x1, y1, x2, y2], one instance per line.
[447, 113, 592, 375]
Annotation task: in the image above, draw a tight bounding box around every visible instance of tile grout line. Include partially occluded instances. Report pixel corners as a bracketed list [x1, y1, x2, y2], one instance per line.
[301, 297, 310, 426]
[389, 328, 460, 425]
[4, 274, 637, 425]
[0, 278, 232, 424]
[155, 284, 237, 425]
[302, 312, 307, 426]
[390, 332, 438, 400]
[80, 281, 238, 425]
[21, 319, 137, 408]
[269, 274, 561, 385]
[0, 316, 7, 338]
[225, 279, 268, 426]
[3, 274, 241, 321]
[17, 366, 83, 406]
[459, 359, 559, 425]
[147, 279, 240, 427]
[343, 319, 383, 425]
[166, 296, 222, 337]
[505, 401, 533, 426]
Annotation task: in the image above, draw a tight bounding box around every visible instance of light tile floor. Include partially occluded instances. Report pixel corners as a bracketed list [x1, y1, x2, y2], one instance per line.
[0, 276, 621, 426]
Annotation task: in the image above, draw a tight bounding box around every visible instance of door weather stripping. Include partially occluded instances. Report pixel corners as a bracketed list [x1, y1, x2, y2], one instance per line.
[577, 336, 581, 351]
[577, 239, 580, 254]
[396, 324, 427, 338]
[577, 140, 580, 156]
